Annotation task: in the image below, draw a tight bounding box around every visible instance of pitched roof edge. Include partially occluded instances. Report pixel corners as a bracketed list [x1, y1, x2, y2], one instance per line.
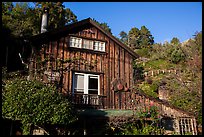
[133, 89, 196, 118]
[29, 18, 139, 59]
[88, 18, 139, 59]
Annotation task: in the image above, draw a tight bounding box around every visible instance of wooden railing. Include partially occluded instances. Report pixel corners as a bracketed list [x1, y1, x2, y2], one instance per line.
[72, 93, 106, 109]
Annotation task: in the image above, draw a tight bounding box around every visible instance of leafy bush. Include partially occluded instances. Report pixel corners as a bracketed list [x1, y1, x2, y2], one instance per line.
[138, 82, 158, 98]
[135, 48, 151, 58]
[2, 78, 77, 135]
[133, 60, 145, 83]
[112, 105, 163, 135]
[170, 47, 186, 64]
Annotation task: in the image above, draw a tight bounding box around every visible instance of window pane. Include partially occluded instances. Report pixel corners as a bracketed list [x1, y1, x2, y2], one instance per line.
[89, 41, 93, 49]
[93, 41, 105, 51]
[101, 42, 105, 51]
[88, 76, 98, 94]
[75, 74, 84, 92]
[83, 39, 93, 49]
[69, 37, 82, 48]
[94, 41, 99, 50]
[83, 40, 87, 48]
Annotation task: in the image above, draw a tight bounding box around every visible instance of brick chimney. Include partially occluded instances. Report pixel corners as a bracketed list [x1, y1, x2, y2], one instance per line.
[41, 7, 49, 33]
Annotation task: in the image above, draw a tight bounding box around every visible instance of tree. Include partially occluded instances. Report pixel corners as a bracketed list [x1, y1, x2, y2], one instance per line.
[2, 2, 38, 37]
[2, 75, 77, 135]
[170, 37, 180, 45]
[34, 2, 77, 31]
[2, 2, 78, 37]
[92, 18, 112, 34]
[170, 47, 186, 64]
[119, 31, 128, 45]
[127, 26, 154, 50]
[139, 26, 154, 48]
[128, 27, 141, 49]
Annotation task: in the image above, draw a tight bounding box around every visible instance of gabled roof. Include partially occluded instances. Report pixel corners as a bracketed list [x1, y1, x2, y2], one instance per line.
[29, 18, 138, 58]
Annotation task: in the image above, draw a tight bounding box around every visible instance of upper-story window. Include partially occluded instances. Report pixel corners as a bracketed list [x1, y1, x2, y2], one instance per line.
[70, 37, 82, 48]
[69, 36, 105, 52]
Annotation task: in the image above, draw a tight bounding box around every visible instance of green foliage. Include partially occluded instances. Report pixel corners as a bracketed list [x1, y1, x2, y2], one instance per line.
[127, 26, 154, 49]
[119, 31, 128, 45]
[138, 82, 158, 98]
[135, 48, 151, 58]
[2, 77, 77, 135]
[111, 121, 164, 135]
[145, 59, 171, 70]
[34, 2, 77, 31]
[137, 105, 159, 120]
[163, 72, 202, 125]
[139, 26, 154, 48]
[170, 37, 180, 45]
[133, 60, 145, 83]
[169, 47, 186, 64]
[92, 18, 112, 34]
[2, 2, 38, 37]
[128, 27, 141, 49]
[112, 106, 163, 135]
[2, 2, 77, 37]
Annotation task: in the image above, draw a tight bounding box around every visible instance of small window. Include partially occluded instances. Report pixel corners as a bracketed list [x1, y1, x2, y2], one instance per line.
[69, 36, 105, 52]
[70, 37, 82, 48]
[94, 41, 105, 52]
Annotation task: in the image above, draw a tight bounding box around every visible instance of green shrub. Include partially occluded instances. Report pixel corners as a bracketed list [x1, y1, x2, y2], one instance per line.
[170, 47, 186, 64]
[135, 48, 151, 58]
[2, 78, 77, 135]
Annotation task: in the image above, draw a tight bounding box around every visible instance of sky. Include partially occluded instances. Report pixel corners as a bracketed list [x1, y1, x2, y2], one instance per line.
[63, 2, 202, 44]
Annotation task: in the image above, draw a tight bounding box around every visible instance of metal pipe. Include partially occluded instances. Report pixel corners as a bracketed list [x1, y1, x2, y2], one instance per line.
[41, 8, 49, 33]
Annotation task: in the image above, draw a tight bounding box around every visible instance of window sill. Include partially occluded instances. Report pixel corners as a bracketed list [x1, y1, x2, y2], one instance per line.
[68, 47, 107, 55]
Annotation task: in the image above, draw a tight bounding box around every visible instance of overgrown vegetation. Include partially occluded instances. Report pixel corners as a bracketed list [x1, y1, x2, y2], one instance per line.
[106, 105, 164, 135]
[2, 69, 77, 135]
[133, 31, 202, 126]
[2, 2, 77, 37]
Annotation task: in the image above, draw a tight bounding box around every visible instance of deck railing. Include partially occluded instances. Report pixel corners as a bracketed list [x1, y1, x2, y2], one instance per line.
[72, 93, 106, 109]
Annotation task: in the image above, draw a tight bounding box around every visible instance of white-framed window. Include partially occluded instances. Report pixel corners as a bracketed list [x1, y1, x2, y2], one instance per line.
[94, 41, 105, 52]
[73, 72, 100, 95]
[69, 36, 82, 48]
[69, 36, 106, 52]
[83, 39, 93, 49]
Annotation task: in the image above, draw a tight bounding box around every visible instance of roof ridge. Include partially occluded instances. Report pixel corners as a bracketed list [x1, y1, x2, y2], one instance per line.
[29, 17, 139, 58]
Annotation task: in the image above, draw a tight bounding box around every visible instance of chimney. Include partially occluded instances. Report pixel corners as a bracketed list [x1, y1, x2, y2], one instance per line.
[41, 7, 49, 33]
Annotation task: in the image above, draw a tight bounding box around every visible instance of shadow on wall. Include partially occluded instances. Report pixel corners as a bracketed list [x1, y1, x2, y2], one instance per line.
[43, 108, 110, 135]
[68, 108, 109, 135]
[2, 26, 32, 72]
[2, 118, 23, 136]
[161, 117, 174, 135]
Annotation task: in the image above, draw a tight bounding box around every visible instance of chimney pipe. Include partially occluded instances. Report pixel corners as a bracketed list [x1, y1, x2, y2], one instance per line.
[41, 7, 49, 33]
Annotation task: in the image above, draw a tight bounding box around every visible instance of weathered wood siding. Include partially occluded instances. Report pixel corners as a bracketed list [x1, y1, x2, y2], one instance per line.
[30, 25, 134, 109]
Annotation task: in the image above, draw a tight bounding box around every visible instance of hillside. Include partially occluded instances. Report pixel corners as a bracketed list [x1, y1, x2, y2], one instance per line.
[133, 32, 202, 126]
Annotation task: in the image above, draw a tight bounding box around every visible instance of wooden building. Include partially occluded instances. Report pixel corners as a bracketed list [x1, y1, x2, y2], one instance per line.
[28, 18, 198, 135]
[28, 18, 138, 109]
